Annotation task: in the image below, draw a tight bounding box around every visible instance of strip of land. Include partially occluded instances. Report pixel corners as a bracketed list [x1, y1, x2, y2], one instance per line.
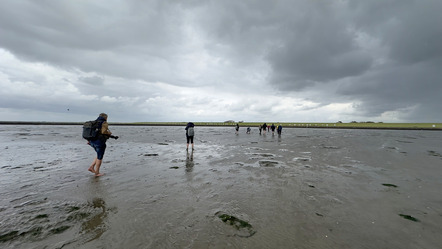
[0, 121, 441, 130]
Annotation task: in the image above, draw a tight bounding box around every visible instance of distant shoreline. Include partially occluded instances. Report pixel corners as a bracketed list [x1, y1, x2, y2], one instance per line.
[1, 121, 441, 131]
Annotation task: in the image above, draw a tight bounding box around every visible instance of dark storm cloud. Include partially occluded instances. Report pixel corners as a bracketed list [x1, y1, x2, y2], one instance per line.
[341, 0, 442, 121]
[0, 0, 188, 83]
[258, 0, 442, 121]
[0, 0, 441, 122]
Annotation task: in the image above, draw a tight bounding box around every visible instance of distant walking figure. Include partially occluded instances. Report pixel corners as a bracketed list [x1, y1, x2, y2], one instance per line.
[271, 124, 276, 135]
[262, 123, 267, 135]
[87, 113, 118, 177]
[277, 124, 283, 136]
[259, 125, 262, 135]
[235, 123, 239, 135]
[185, 122, 195, 150]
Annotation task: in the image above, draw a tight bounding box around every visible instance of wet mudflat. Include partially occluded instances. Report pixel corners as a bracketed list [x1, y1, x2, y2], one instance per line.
[1, 125, 442, 248]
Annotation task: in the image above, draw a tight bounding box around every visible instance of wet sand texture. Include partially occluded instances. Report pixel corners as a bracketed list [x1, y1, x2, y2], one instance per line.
[1, 125, 442, 248]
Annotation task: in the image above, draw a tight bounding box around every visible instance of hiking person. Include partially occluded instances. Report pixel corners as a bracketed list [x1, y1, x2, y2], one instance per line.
[262, 123, 267, 135]
[271, 124, 276, 135]
[277, 124, 283, 135]
[259, 125, 262, 135]
[235, 123, 239, 135]
[185, 122, 195, 150]
[87, 113, 117, 177]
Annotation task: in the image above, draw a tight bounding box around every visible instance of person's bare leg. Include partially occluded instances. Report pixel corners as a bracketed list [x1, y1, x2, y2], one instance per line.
[88, 158, 97, 173]
[187, 143, 189, 150]
[94, 159, 104, 176]
[191, 143, 194, 150]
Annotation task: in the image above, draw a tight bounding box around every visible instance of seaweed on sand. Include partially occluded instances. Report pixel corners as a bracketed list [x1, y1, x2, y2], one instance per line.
[217, 212, 256, 237]
[382, 183, 398, 188]
[399, 214, 420, 222]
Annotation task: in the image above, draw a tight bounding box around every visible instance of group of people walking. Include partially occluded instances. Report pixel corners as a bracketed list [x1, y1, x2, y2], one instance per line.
[257, 123, 283, 135]
[85, 114, 282, 177]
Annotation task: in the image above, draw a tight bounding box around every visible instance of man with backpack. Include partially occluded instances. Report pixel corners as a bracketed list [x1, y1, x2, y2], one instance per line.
[185, 122, 195, 150]
[86, 113, 116, 176]
[277, 124, 283, 136]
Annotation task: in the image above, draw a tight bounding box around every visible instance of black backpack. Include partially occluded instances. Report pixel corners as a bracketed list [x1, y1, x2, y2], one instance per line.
[82, 120, 101, 140]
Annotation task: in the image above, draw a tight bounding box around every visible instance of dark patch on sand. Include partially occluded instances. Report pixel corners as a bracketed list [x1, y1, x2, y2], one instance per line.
[0, 231, 20, 242]
[321, 145, 340, 149]
[427, 150, 442, 157]
[143, 153, 159, 157]
[49, 226, 70, 234]
[34, 214, 49, 219]
[396, 140, 413, 144]
[216, 212, 256, 238]
[382, 183, 398, 188]
[251, 153, 275, 158]
[399, 214, 419, 222]
[259, 160, 279, 167]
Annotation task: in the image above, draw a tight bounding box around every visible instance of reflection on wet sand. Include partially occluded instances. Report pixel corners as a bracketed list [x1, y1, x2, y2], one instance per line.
[81, 198, 107, 243]
[185, 150, 194, 173]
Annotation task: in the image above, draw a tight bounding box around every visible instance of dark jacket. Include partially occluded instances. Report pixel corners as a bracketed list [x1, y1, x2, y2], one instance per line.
[185, 122, 195, 135]
[96, 116, 112, 142]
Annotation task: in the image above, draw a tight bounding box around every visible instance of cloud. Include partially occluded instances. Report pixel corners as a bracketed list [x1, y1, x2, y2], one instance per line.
[0, 0, 441, 122]
[79, 75, 104, 86]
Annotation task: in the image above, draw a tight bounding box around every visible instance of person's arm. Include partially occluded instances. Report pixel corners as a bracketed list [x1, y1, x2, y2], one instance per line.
[101, 121, 112, 135]
[101, 122, 119, 139]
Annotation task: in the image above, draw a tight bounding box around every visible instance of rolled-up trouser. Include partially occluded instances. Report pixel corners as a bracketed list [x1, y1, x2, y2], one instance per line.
[89, 139, 106, 160]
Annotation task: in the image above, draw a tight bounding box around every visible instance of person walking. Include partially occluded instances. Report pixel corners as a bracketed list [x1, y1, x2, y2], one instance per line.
[271, 123, 276, 135]
[277, 124, 283, 136]
[235, 123, 239, 135]
[185, 122, 195, 150]
[262, 123, 267, 135]
[87, 113, 117, 177]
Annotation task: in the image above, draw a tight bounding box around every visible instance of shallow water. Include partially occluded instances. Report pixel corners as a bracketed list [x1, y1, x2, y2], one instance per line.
[1, 125, 442, 248]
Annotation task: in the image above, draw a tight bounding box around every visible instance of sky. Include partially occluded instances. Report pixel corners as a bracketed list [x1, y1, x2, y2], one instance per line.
[1, 0, 441, 123]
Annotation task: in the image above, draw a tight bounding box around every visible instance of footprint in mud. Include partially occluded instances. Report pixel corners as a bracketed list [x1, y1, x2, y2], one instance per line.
[249, 153, 275, 158]
[216, 212, 256, 237]
[48, 159, 62, 166]
[396, 140, 413, 144]
[259, 160, 279, 167]
[321, 145, 340, 149]
[293, 157, 311, 162]
[427, 150, 442, 157]
[1, 198, 114, 245]
[140, 153, 159, 157]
